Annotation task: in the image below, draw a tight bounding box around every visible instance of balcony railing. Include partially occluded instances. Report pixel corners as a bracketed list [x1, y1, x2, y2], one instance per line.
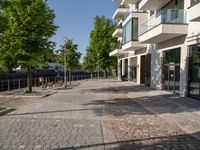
[191, 0, 200, 6]
[140, 9, 187, 35]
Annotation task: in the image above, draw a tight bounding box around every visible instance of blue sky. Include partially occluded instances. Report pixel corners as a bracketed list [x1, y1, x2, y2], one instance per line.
[47, 0, 117, 60]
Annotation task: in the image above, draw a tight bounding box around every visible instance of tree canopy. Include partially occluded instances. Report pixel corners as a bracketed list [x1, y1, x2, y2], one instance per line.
[83, 16, 118, 77]
[57, 37, 82, 84]
[0, 0, 57, 92]
[57, 37, 82, 70]
[82, 47, 97, 72]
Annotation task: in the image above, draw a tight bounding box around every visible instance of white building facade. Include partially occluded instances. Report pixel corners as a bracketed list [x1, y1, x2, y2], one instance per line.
[110, 0, 200, 100]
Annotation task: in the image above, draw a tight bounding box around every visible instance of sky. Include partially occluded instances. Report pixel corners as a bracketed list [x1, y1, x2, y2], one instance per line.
[47, 0, 117, 60]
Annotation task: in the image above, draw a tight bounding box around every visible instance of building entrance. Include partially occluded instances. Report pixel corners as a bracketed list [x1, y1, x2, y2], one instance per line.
[164, 65, 180, 94]
[163, 48, 180, 94]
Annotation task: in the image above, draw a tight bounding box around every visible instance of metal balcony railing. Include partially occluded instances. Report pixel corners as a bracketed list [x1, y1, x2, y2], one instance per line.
[140, 9, 187, 35]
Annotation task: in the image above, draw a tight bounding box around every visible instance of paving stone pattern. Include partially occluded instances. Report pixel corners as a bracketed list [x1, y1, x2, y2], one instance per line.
[0, 80, 200, 150]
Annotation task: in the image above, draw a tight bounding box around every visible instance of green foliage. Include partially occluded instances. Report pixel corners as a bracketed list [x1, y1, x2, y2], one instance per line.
[82, 47, 97, 72]
[57, 37, 82, 70]
[0, 0, 57, 71]
[83, 16, 118, 75]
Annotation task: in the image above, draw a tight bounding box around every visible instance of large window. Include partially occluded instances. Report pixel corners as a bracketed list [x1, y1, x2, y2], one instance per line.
[162, 0, 184, 9]
[188, 44, 200, 100]
[122, 18, 138, 45]
[163, 48, 181, 94]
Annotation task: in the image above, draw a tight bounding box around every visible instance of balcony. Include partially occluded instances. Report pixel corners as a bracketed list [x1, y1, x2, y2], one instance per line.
[112, 5, 129, 20]
[122, 41, 147, 51]
[121, 0, 140, 5]
[139, 9, 188, 44]
[188, 0, 200, 21]
[139, 0, 171, 10]
[113, 22, 123, 38]
[112, 28, 123, 38]
[109, 49, 127, 57]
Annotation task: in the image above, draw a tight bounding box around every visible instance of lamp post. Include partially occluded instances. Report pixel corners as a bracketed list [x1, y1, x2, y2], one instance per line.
[64, 37, 67, 89]
[98, 53, 100, 79]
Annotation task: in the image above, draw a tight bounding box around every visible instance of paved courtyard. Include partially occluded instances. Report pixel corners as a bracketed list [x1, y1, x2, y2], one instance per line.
[0, 79, 200, 150]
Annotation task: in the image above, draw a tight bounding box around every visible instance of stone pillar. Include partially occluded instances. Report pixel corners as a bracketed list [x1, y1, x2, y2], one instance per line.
[179, 45, 189, 97]
[137, 56, 141, 84]
[118, 59, 122, 81]
[151, 48, 163, 90]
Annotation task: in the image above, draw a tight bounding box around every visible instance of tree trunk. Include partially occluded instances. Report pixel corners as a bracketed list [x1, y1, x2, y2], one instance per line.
[27, 66, 32, 93]
[90, 71, 93, 79]
[104, 69, 108, 78]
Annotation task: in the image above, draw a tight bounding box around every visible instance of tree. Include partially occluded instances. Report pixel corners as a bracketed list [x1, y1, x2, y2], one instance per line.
[0, 0, 57, 92]
[57, 37, 82, 85]
[82, 47, 97, 78]
[84, 16, 118, 78]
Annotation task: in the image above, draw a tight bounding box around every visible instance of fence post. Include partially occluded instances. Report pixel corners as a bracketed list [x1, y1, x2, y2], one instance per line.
[18, 79, 20, 89]
[8, 79, 10, 91]
[34, 78, 36, 87]
[1, 80, 2, 91]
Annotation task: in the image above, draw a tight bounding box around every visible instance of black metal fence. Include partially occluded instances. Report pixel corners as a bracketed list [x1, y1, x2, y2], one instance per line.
[0, 70, 113, 91]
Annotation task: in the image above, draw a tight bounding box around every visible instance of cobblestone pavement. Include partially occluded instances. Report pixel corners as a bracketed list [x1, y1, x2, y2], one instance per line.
[0, 97, 41, 110]
[0, 79, 200, 150]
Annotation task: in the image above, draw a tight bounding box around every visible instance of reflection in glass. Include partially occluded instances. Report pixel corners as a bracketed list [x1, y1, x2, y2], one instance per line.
[189, 44, 200, 99]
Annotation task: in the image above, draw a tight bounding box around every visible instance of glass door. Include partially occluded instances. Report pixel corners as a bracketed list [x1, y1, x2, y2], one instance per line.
[163, 48, 180, 94]
[164, 65, 180, 94]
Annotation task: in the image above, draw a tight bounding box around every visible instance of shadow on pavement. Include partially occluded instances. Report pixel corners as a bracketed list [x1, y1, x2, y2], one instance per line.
[89, 85, 155, 94]
[52, 132, 200, 150]
[82, 94, 200, 116]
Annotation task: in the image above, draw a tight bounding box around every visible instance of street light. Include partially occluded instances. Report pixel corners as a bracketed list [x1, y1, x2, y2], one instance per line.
[64, 37, 67, 89]
[98, 53, 100, 79]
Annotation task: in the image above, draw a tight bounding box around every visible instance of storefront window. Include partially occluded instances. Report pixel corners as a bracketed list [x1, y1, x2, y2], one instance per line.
[188, 44, 200, 99]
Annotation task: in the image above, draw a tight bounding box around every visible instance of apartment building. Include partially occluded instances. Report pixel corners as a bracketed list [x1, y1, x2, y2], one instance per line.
[110, 0, 200, 100]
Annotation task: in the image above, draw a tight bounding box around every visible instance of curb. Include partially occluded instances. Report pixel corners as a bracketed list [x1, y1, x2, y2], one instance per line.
[42, 91, 57, 97]
[0, 107, 16, 116]
[0, 91, 57, 98]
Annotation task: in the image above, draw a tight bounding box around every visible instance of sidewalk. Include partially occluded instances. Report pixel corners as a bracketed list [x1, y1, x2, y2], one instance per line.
[108, 82, 200, 140]
[0, 79, 200, 149]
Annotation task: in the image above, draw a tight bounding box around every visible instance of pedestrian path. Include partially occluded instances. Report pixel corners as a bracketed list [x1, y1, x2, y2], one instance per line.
[0, 79, 200, 150]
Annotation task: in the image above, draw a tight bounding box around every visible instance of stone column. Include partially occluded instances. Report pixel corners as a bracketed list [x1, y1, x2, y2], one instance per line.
[137, 56, 141, 84]
[179, 45, 189, 97]
[118, 59, 122, 81]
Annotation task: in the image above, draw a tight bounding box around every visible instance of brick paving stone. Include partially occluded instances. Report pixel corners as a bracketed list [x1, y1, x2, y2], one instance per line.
[0, 79, 200, 150]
